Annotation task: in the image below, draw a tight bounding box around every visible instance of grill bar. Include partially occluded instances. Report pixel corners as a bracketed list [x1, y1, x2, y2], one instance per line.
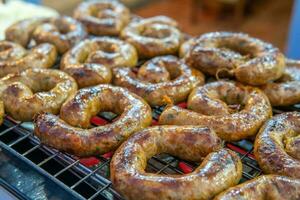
[70, 159, 110, 190]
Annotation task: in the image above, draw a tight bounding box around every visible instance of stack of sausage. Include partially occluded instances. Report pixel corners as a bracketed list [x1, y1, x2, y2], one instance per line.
[0, 0, 299, 199]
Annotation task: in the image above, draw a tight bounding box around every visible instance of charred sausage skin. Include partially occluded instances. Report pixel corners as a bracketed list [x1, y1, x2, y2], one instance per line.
[0, 68, 77, 121]
[185, 32, 285, 85]
[254, 112, 300, 178]
[73, 0, 130, 36]
[6, 16, 87, 54]
[214, 175, 300, 200]
[159, 81, 272, 141]
[113, 55, 204, 106]
[261, 59, 300, 106]
[61, 37, 137, 88]
[111, 126, 242, 200]
[0, 41, 57, 77]
[121, 16, 182, 58]
[34, 85, 152, 157]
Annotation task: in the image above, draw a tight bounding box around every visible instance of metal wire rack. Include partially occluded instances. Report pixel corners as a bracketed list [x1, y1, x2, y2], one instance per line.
[1, 103, 296, 200]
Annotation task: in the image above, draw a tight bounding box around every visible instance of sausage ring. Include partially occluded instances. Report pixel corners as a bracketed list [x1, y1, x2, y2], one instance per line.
[261, 59, 300, 106]
[61, 37, 137, 88]
[185, 32, 285, 85]
[254, 112, 300, 178]
[5, 16, 87, 54]
[159, 81, 272, 141]
[73, 0, 130, 36]
[110, 126, 242, 200]
[214, 175, 300, 200]
[0, 68, 77, 121]
[121, 16, 182, 58]
[0, 41, 57, 77]
[34, 84, 152, 156]
[113, 55, 205, 106]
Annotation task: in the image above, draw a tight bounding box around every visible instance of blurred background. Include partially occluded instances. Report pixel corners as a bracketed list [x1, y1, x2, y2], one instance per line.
[0, 0, 299, 58]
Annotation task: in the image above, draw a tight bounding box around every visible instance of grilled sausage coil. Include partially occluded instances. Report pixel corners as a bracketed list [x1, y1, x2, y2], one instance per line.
[185, 32, 285, 85]
[0, 41, 57, 77]
[214, 175, 300, 200]
[121, 16, 182, 58]
[0, 68, 77, 121]
[5, 16, 87, 54]
[261, 59, 300, 106]
[34, 85, 152, 157]
[61, 37, 137, 88]
[254, 112, 300, 178]
[159, 81, 272, 141]
[113, 55, 205, 106]
[111, 126, 242, 200]
[73, 0, 130, 36]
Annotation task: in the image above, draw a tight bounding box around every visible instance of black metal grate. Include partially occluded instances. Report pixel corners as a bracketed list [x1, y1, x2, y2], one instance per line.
[1, 104, 297, 199]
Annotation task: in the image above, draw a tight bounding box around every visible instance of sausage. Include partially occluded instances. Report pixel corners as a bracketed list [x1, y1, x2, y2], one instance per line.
[113, 55, 205, 106]
[61, 37, 137, 88]
[34, 84, 152, 156]
[179, 37, 196, 58]
[5, 16, 87, 54]
[185, 32, 285, 85]
[121, 16, 182, 58]
[254, 112, 300, 178]
[159, 81, 272, 141]
[214, 175, 300, 200]
[0, 41, 57, 77]
[110, 125, 242, 200]
[0, 68, 77, 121]
[73, 0, 130, 36]
[261, 59, 300, 106]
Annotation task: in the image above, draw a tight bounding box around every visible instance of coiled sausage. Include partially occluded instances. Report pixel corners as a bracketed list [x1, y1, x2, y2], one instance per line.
[159, 81, 272, 141]
[111, 126, 242, 200]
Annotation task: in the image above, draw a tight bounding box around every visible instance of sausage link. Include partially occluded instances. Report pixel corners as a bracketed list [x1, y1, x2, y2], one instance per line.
[254, 112, 300, 178]
[73, 0, 130, 36]
[159, 81, 272, 141]
[121, 16, 182, 58]
[61, 37, 137, 88]
[0, 68, 77, 121]
[0, 41, 57, 77]
[34, 85, 152, 156]
[214, 175, 300, 200]
[261, 59, 300, 106]
[6, 16, 87, 54]
[113, 55, 204, 106]
[185, 32, 285, 85]
[111, 126, 242, 200]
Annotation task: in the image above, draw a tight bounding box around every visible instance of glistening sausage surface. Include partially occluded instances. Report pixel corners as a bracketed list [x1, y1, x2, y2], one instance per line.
[111, 126, 242, 200]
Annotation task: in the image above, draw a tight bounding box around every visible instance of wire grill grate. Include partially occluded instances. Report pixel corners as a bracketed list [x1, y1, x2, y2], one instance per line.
[0, 103, 291, 199]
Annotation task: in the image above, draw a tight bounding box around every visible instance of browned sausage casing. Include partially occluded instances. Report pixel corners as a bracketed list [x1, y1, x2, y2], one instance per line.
[73, 0, 130, 36]
[5, 16, 87, 54]
[61, 37, 137, 88]
[185, 32, 285, 85]
[0, 68, 77, 121]
[113, 55, 204, 106]
[111, 126, 242, 200]
[34, 85, 152, 157]
[214, 175, 300, 200]
[159, 81, 272, 141]
[0, 41, 57, 77]
[261, 59, 300, 106]
[254, 112, 300, 178]
[121, 16, 182, 58]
